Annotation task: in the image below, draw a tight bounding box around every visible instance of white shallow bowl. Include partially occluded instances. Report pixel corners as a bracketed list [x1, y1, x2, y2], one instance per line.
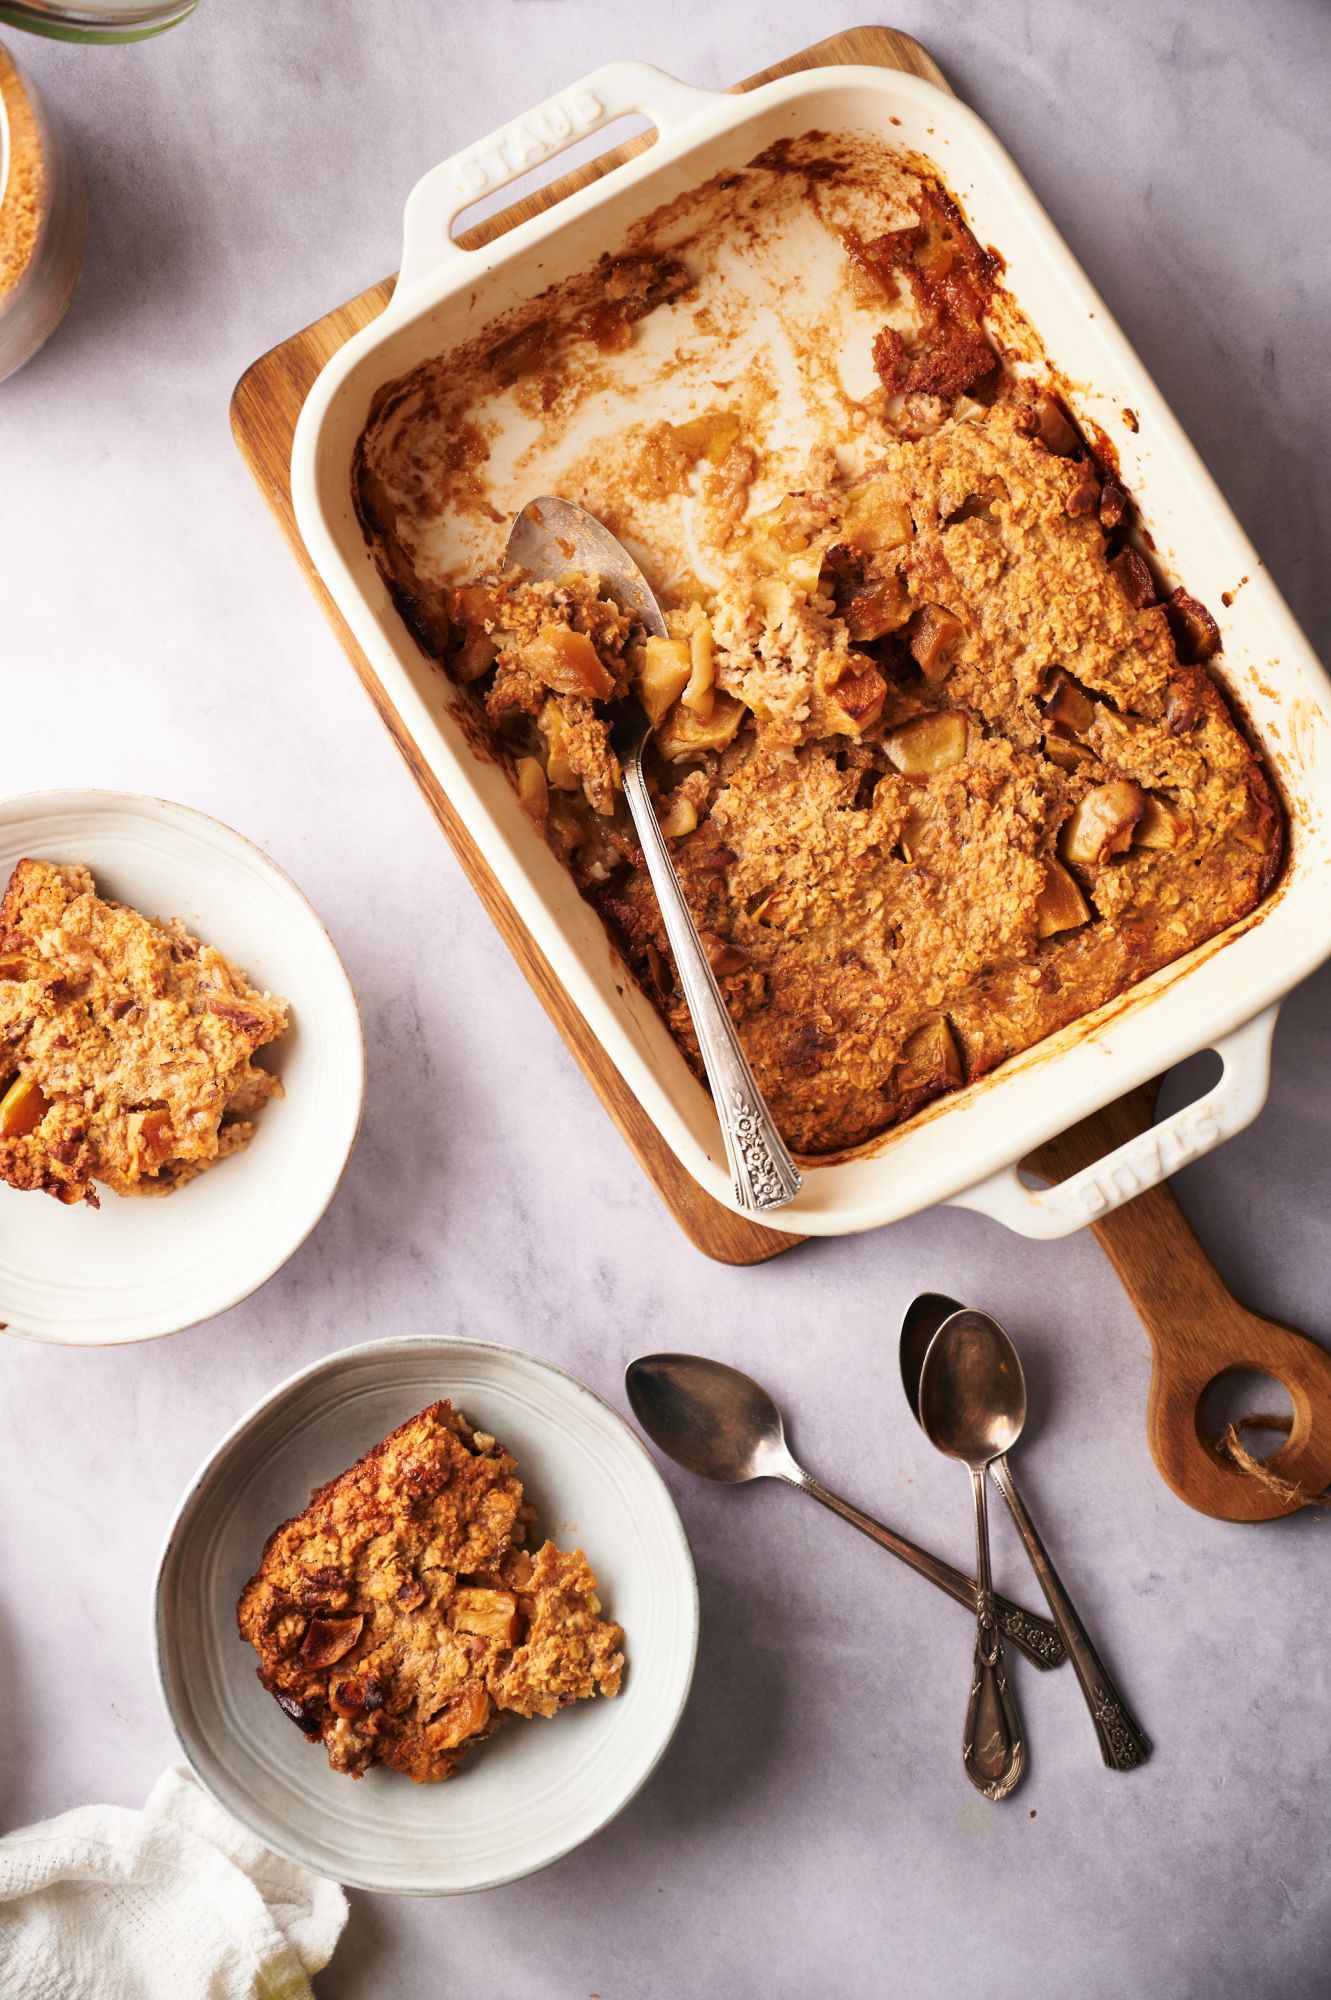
[0, 790, 364, 1344]
[153, 1336, 699, 1896]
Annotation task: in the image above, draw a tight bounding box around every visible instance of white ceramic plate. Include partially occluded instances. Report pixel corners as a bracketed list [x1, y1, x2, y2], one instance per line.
[153, 1337, 699, 1895]
[0, 790, 364, 1344]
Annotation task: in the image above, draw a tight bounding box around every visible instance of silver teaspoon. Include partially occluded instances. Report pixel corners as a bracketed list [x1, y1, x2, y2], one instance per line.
[903, 1296, 1150, 1773]
[504, 498, 801, 1215]
[918, 1311, 1027, 1800]
[625, 1352, 1065, 1670]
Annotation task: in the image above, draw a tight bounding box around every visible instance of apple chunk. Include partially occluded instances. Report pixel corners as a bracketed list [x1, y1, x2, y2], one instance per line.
[840, 483, 914, 554]
[1043, 731, 1097, 773]
[427, 1683, 492, 1753]
[845, 573, 910, 642]
[1233, 786, 1276, 856]
[907, 603, 965, 683]
[451, 1587, 519, 1646]
[1043, 670, 1096, 735]
[656, 690, 745, 760]
[898, 1018, 963, 1095]
[670, 410, 741, 466]
[631, 636, 692, 726]
[1035, 860, 1091, 937]
[824, 661, 887, 736]
[299, 1615, 363, 1670]
[0, 1073, 48, 1138]
[528, 622, 615, 701]
[1166, 586, 1221, 663]
[1059, 781, 1145, 867]
[884, 711, 968, 775]
[657, 787, 699, 839]
[1030, 391, 1080, 455]
[1133, 794, 1190, 850]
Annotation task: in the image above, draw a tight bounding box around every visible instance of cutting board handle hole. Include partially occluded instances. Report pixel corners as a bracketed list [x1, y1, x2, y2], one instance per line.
[1197, 1370, 1294, 1459]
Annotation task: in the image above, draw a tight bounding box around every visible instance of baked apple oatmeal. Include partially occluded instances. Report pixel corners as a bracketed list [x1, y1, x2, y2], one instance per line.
[237, 1400, 625, 1784]
[0, 858, 287, 1205]
[355, 132, 1281, 1156]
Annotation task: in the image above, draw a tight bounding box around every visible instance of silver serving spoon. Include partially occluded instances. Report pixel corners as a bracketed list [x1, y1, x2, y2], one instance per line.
[505, 498, 801, 1216]
[918, 1311, 1027, 1799]
[625, 1352, 1066, 1669]
[903, 1295, 1151, 1772]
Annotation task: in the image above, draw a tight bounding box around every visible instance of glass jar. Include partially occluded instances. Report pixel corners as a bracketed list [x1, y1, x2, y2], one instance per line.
[0, 0, 195, 42]
[0, 37, 86, 380]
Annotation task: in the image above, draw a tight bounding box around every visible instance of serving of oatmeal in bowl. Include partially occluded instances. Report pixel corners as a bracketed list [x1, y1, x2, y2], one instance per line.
[154, 1334, 698, 1895]
[0, 789, 364, 1343]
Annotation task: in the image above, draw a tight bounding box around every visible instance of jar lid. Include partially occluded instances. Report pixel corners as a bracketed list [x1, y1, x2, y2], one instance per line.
[0, 3, 196, 44]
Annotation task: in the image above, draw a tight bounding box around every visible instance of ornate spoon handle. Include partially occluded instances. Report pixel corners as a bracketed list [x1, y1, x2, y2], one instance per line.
[962, 1467, 1025, 1800]
[622, 758, 802, 1213]
[990, 1454, 1151, 1770]
[792, 1470, 1066, 1670]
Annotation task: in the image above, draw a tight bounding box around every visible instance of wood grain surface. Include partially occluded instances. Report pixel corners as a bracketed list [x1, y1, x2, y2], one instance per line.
[1028, 1093, 1331, 1520]
[230, 25, 1330, 1518]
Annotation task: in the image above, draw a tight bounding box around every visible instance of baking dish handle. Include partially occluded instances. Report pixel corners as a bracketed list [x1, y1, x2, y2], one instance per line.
[398, 61, 721, 292]
[946, 1004, 1280, 1240]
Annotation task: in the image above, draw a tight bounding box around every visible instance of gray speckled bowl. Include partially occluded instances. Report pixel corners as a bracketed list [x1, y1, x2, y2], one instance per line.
[153, 1335, 699, 1895]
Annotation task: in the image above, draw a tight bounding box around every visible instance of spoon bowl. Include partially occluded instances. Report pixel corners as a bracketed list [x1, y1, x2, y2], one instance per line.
[505, 496, 668, 640]
[919, 1309, 1028, 1470]
[899, 1291, 964, 1424]
[625, 1352, 792, 1485]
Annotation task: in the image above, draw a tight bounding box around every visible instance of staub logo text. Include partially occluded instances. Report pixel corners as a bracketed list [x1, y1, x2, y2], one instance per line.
[1074, 1100, 1222, 1215]
[451, 89, 606, 198]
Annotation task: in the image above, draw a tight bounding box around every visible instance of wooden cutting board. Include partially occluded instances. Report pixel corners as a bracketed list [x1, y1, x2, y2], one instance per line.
[230, 26, 1331, 1519]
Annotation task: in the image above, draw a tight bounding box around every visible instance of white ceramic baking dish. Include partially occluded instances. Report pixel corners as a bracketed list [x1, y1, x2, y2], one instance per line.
[292, 58, 1331, 1240]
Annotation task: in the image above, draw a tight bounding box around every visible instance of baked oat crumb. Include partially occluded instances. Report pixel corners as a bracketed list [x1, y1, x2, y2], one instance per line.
[0, 857, 288, 1205]
[237, 1401, 625, 1783]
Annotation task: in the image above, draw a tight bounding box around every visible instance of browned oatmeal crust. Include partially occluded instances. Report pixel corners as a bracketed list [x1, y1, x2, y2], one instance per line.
[355, 136, 1282, 1157]
[236, 1401, 625, 1784]
[0, 858, 287, 1204]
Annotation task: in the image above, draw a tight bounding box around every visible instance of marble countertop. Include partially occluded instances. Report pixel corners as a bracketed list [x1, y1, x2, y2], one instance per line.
[2, 2, 1329, 1994]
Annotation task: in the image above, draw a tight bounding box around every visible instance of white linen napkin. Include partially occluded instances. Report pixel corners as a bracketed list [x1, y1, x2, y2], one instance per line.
[0, 1767, 347, 2000]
